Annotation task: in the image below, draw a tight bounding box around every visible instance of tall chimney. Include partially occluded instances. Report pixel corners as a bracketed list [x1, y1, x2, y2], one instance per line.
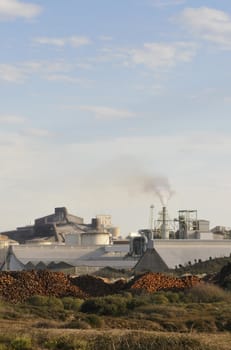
[162, 206, 168, 239]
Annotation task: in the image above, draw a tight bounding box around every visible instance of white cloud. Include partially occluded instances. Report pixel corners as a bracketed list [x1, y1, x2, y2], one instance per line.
[98, 42, 197, 71]
[0, 64, 25, 82]
[0, 115, 25, 124]
[128, 42, 197, 69]
[0, 0, 42, 20]
[35, 35, 91, 48]
[135, 84, 164, 95]
[46, 74, 82, 83]
[46, 74, 94, 87]
[0, 60, 73, 83]
[99, 35, 113, 41]
[179, 7, 231, 48]
[78, 105, 136, 120]
[21, 128, 50, 137]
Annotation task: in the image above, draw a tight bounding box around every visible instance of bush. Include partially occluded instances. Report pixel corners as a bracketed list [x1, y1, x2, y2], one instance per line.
[44, 336, 88, 350]
[0, 345, 7, 350]
[10, 337, 32, 350]
[26, 295, 49, 306]
[85, 314, 104, 328]
[186, 319, 218, 332]
[164, 291, 181, 303]
[81, 295, 128, 316]
[27, 295, 64, 310]
[90, 333, 213, 350]
[65, 318, 91, 329]
[186, 283, 231, 303]
[46, 297, 64, 310]
[151, 293, 169, 304]
[62, 297, 83, 311]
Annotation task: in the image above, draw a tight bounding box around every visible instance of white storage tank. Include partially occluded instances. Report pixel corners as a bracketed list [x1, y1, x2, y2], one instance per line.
[65, 233, 81, 245]
[109, 227, 120, 239]
[81, 232, 110, 246]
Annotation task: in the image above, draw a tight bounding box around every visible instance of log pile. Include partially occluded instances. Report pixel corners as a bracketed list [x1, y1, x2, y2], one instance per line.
[0, 270, 86, 303]
[129, 272, 201, 293]
[70, 275, 127, 297]
[0, 271, 202, 303]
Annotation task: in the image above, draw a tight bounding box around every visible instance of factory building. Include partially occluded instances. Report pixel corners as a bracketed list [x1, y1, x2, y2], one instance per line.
[1, 239, 230, 274]
[0, 206, 231, 273]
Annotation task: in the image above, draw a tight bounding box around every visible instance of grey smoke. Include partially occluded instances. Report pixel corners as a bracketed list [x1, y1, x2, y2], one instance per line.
[108, 156, 174, 206]
[134, 174, 175, 206]
[84, 155, 175, 206]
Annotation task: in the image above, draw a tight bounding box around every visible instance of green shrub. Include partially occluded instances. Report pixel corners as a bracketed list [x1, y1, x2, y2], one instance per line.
[27, 295, 64, 309]
[90, 333, 213, 350]
[62, 297, 83, 311]
[44, 336, 88, 350]
[26, 295, 49, 306]
[151, 293, 169, 304]
[0, 345, 7, 350]
[186, 319, 218, 332]
[81, 295, 128, 316]
[35, 320, 62, 328]
[65, 318, 91, 329]
[85, 314, 104, 328]
[47, 297, 64, 310]
[127, 295, 150, 310]
[164, 291, 181, 303]
[186, 283, 231, 303]
[10, 336, 32, 350]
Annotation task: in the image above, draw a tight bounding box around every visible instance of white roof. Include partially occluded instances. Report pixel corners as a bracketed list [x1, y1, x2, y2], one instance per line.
[3, 239, 231, 271]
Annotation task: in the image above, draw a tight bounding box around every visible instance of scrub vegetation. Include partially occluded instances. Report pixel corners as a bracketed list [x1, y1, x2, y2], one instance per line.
[0, 284, 230, 349]
[0, 258, 230, 349]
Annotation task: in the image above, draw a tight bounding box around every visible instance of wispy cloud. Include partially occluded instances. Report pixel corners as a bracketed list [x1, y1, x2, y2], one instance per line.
[128, 42, 197, 69]
[99, 35, 113, 41]
[0, 60, 74, 83]
[46, 74, 94, 86]
[179, 7, 231, 49]
[78, 105, 136, 120]
[0, 64, 25, 82]
[21, 128, 50, 137]
[34, 35, 91, 48]
[0, 115, 25, 124]
[99, 42, 197, 70]
[0, 0, 42, 20]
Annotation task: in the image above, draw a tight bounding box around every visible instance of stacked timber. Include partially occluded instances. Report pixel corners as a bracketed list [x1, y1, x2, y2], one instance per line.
[129, 272, 201, 293]
[0, 270, 86, 303]
[70, 275, 127, 297]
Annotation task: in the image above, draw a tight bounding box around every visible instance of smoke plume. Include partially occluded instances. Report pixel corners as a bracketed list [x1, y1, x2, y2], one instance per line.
[135, 174, 174, 206]
[88, 155, 175, 206]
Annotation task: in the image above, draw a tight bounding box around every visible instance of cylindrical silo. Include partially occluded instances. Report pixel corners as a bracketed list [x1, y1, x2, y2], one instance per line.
[81, 232, 110, 246]
[109, 227, 120, 239]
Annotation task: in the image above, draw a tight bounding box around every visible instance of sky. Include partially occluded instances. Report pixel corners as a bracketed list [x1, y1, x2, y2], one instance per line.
[1, 0, 231, 235]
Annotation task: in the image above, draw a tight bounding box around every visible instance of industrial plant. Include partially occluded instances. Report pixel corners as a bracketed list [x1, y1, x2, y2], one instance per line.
[0, 205, 230, 274]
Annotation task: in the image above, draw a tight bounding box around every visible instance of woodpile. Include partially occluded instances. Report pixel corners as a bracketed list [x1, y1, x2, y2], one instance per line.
[0, 270, 86, 303]
[0, 271, 202, 303]
[129, 272, 201, 293]
[70, 275, 127, 297]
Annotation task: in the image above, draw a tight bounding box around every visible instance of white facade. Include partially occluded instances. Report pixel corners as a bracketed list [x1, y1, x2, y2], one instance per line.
[1, 239, 231, 272]
[81, 232, 110, 246]
[96, 215, 112, 227]
[65, 233, 82, 245]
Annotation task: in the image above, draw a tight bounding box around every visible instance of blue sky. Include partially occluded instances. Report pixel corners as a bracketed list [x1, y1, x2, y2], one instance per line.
[1, 0, 231, 234]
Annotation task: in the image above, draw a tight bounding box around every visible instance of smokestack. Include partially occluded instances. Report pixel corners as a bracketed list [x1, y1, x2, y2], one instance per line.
[162, 206, 168, 239]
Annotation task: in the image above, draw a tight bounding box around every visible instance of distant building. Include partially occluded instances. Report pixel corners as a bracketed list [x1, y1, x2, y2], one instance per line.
[2, 207, 113, 244]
